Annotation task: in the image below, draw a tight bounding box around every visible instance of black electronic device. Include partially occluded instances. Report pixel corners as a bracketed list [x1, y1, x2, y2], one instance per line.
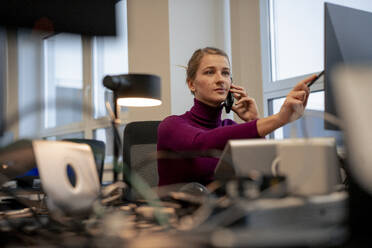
[0, 140, 36, 185]
[307, 70, 324, 88]
[0, 0, 119, 36]
[324, 3, 372, 245]
[224, 78, 234, 114]
[324, 3, 372, 130]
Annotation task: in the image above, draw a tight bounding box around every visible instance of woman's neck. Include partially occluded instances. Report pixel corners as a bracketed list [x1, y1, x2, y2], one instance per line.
[194, 97, 222, 108]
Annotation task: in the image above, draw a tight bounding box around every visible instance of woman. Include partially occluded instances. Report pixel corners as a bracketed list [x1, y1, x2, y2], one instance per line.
[157, 47, 316, 186]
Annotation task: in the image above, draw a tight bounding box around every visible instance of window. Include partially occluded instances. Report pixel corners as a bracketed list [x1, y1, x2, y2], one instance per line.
[14, 1, 128, 182]
[44, 33, 83, 128]
[261, 0, 372, 143]
[269, 0, 372, 82]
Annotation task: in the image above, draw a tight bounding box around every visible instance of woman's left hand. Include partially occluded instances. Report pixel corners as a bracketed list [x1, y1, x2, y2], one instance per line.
[230, 84, 259, 122]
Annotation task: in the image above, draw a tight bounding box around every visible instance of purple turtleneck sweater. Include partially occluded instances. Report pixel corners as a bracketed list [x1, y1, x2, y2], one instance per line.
[157, 98, 260, 186]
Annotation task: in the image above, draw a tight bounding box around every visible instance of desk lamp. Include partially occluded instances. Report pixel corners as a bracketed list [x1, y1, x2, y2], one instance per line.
[103, 74, 161, 182]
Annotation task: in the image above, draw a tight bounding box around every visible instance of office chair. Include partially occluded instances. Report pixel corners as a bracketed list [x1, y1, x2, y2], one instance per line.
[63, 139, 105, 184]
[123, 121, 160, 189]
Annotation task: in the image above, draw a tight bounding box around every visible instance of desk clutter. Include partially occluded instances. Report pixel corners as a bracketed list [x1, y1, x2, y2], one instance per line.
[0, 180, 348, 248]
[0, 138, 349, 247]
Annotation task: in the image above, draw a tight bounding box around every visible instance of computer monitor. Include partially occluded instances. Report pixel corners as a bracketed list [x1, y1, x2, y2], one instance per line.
[324, 3, 372, 130]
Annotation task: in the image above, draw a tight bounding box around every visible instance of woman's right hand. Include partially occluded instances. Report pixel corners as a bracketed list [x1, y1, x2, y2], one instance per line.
[277, 74, 317, 125]
[256, 74, 317, 137]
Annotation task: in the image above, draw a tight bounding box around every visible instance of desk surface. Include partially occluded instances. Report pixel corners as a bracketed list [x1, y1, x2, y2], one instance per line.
[0, 185, 349, 248]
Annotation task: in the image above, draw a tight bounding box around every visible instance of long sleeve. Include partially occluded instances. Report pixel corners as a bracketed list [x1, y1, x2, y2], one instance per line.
[158, 116, 259, 151]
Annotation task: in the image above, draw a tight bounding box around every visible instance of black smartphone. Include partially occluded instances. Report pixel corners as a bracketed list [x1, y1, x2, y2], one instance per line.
[307, 70, 324, 88]
[224, 77, 234, 113]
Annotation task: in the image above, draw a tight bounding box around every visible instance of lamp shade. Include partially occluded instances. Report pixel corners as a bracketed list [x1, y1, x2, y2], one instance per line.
[103, 74, 162, 107]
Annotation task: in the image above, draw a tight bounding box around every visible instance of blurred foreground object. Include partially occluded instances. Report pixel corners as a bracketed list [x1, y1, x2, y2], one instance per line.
[0, 0, 118, 36]
[333, 65, 372, 245]
[33, 140, 100, 215]
[0, 140, 100, 215]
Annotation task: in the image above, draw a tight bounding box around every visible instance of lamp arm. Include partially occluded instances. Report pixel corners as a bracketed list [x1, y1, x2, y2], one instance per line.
[104, 99, 122, 182]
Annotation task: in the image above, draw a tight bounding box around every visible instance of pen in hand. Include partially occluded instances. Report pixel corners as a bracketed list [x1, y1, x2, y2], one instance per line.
[307, 70, 324, 88]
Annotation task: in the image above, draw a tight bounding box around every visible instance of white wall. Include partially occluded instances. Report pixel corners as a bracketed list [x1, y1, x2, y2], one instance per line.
[169, 0, 232, 115]
[230, 0, 264, 120]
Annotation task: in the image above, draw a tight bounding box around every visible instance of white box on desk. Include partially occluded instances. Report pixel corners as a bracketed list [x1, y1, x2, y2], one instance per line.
[277, 138, 341, 196]
[215, 137, 341, 196]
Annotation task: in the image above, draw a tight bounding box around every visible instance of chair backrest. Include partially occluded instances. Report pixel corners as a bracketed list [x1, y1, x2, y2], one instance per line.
[123, 121, 160, 188]
[63, 139, 105, 184]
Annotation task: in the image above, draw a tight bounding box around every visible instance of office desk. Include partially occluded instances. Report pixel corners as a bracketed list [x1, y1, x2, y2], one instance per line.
[0, 184, 349, 248]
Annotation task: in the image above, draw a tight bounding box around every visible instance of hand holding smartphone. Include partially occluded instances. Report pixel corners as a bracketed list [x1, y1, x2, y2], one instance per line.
[224, 77, 234, 113]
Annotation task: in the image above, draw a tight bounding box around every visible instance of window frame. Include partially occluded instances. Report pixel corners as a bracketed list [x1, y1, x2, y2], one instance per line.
[39, 33, 130, 141]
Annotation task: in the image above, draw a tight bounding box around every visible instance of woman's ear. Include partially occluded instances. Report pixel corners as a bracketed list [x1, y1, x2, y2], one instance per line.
[187, 80, 195, 93]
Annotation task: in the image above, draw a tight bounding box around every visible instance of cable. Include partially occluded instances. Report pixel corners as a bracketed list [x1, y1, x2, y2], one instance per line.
[100, 181, 126, 205]
[0, 174, 45, 227]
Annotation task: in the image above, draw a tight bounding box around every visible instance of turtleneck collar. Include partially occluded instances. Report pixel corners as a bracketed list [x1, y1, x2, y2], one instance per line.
[188, 98, 223, 127]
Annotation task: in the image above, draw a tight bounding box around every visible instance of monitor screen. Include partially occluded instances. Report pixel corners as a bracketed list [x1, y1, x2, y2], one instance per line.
[324, 3, 372, 130]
